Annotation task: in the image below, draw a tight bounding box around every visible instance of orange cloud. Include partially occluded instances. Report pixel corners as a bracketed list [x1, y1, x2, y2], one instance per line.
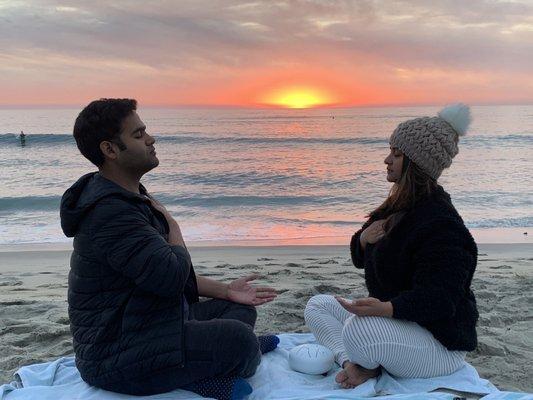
[0, 1, 532, 107]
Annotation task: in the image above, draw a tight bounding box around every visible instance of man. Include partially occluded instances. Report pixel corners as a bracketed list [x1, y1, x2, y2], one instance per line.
[19, 130, 26, 146]
[60, 98, 278, 399]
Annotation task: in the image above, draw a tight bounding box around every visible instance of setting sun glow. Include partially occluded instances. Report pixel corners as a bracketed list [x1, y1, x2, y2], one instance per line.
[259, 87, 337, 109]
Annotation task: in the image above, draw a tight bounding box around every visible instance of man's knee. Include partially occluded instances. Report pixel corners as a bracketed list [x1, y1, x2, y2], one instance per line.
[228, 300, 257, 327]
[240, 303, 257, 326]
[223, 320, 260, 376]
[228, 320, 259, 354]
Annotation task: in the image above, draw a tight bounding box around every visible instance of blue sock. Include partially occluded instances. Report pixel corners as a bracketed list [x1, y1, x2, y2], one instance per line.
[258, 334, 279, 354]
[231, 378, 253, 400]
[183, 376, 252, 400]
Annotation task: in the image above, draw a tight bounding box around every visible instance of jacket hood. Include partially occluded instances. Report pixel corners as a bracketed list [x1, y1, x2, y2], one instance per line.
[60, 172, 147, 237]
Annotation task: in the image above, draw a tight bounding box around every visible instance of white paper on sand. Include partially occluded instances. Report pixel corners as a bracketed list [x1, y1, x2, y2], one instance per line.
[1, 333, 528, 400]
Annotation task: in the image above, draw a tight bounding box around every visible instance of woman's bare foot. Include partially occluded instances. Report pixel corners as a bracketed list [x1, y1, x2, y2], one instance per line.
[335, 361, 380, 389]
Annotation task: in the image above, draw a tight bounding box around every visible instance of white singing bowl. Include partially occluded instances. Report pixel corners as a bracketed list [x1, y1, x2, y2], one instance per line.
[288, 343, 335, 375]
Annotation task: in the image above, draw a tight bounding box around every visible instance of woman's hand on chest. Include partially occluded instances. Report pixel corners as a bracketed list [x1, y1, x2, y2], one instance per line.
[360, 219, 386, 250]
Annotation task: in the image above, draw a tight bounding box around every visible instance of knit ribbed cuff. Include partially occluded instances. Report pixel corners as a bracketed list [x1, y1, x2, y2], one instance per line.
[335, 350, 350, 368]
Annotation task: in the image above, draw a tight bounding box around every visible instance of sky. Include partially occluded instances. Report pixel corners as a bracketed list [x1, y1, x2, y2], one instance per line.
[1, 0, 532, 107]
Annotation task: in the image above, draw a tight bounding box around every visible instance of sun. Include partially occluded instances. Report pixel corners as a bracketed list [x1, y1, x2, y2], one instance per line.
[259, 86, 337, 109]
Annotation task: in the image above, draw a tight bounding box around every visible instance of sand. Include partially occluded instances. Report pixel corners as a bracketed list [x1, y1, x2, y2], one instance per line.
[0, 243, 531, 393]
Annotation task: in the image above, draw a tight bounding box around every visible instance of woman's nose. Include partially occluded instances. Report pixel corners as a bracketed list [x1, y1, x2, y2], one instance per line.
[146, 134, 155, 145]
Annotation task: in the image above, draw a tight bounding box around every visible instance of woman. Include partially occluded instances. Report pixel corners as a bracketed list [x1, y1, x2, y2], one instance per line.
[304, 104, 478, 388]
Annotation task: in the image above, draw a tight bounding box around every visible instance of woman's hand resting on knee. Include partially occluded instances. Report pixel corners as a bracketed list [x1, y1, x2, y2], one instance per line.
[335, 296, 393, 318]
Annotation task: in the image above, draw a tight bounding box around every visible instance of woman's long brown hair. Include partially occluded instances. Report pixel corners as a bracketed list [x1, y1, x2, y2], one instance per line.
[369, 155, 438, 233]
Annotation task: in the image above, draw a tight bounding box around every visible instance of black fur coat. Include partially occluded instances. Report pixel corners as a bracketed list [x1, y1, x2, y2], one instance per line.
[351, 186, 478, 351]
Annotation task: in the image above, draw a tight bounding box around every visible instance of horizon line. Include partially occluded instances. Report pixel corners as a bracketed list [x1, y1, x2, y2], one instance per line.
[0, 100, 532, 110]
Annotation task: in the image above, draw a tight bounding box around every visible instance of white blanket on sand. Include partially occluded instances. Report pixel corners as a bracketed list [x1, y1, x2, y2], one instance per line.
[1, 333, 530, 400]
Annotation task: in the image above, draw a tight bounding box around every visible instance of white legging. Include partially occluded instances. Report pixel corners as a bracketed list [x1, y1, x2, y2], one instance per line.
[304, 294, 466, 378]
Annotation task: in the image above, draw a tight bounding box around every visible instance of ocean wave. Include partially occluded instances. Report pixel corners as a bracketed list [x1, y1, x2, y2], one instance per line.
[0, 132, 388, 146]
[454, 192, 533, 208]
[269, 214, 533, 229]
[462, 134, 533, 147]
[151, 170, 357, 188]
[156, 194, 353, 207]
[1, 132, 531, 148]
[0, 193, 352, 213]
[269, 216, 363, 226]
[0, 133, 74, 146]
[2, 190, 531, 217]
[0, 195, 62, 212]
[466, 216, 533, 228]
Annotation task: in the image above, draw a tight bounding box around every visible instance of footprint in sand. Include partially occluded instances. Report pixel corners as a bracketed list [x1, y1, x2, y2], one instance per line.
[200, 272, 224, 277]
[36, 283, 67, 289]
[317, 259, 339, 264]
[0, 300, 37, 306]
[54, 316, 70, 325]
[283, 263, 301, 268]
[1, 323, 37, 335]
[268, 269, 292, 276]
[313, 284, 353, 295]
[0, 279, 23, 287]
[229, 264, 258, 270]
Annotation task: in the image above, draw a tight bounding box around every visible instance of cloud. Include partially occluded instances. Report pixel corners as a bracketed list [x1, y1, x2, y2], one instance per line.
[0, 0, 531, 105]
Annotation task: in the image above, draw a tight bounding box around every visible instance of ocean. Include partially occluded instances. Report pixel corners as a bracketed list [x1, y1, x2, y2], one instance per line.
[0, 105, 532, 246]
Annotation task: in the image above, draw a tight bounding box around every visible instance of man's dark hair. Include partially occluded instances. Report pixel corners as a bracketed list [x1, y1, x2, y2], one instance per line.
[73, 98, 137, 167]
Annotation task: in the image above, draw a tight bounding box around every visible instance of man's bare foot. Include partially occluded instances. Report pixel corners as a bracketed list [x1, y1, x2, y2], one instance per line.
[335, 361, 380, 389]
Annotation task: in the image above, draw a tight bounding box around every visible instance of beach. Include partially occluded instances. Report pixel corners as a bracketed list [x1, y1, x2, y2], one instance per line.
[0, 243, 531, 393]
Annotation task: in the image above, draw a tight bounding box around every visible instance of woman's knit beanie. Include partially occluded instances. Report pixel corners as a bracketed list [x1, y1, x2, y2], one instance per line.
[389, 103, 472, 180]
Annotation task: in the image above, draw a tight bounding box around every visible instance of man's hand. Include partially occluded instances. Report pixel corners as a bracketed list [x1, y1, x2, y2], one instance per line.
[227, 274, 277, 306]
[148, 196, 174, 222]
[147, 196, 185, 247]
[335, 296, 393, 318]
[359, 219, 386, 250]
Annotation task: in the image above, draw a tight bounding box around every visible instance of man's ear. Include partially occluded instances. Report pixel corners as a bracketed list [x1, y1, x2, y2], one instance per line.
[99, 141, 120, 161]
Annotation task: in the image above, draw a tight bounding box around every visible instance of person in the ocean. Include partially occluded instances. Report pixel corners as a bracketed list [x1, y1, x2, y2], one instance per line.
[19, 130, 26, 146]
[305, 104, 479, 388]
[60, 98, 278, 400]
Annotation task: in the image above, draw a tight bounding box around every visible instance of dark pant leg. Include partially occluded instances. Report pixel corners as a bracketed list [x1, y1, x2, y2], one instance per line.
[176, 317, 261, 386]
[189, 298, 257, 329]
[173, 299, 260, 387]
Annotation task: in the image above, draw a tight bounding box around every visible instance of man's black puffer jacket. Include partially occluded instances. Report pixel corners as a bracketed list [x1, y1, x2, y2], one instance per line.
[60, 172, 199, 395]
[350, 186, 478, 351]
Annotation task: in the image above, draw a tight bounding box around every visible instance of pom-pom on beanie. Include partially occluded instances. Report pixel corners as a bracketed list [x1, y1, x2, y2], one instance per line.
[389, 103, 471, 180]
